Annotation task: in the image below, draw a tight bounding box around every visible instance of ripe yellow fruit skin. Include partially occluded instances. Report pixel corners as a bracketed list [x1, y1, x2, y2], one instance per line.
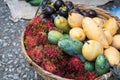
[104, 30, 113, 45]
[69, 28, 86, 41]
[93, 17, 105, 27]
[104, 46, 120, 66]
[82, 17, 109, 48]
[68, 13, 84, 28]
[82, 40, 104, 61]
[103, 18, 118, 36]
[112, 34, 120, 50]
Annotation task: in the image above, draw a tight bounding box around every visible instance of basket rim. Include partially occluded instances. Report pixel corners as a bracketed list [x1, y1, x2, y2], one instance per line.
[21, 4, 120, 80]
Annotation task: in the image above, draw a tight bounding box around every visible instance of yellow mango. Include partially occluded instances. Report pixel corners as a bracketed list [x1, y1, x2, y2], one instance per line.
[82, 40, 103, 61]
[69, 28, 86, 41]
[112, 34, 120, 50]
[68, 13, 84, 28]
[103, 18, 118, 36]
[104, 46, 120, 66]
[104, 30, 113, 45]
[93, 17, 105, 27]
[82, 17, 109, 48]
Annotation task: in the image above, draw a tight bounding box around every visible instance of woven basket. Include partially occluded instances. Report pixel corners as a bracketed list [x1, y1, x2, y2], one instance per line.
[21, 5, 120, 80]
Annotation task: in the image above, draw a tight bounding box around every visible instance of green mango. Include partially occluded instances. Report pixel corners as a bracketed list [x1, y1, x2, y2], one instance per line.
[95, 54, 110, 76]
[48, 30, 63, 44]
[60, 34, 70, 40]
[54, 15, 70, 33]
[85, 61, 95, 72]
[29, 0, 43, 6]
[58, 38, 85, 62]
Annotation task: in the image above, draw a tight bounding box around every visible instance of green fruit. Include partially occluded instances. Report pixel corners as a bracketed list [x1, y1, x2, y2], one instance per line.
[54, 15, 70, 33]
[29, 0, 43, 6]
[95, 54, 110, 76]
[58, 38, 85, 62]
[58, 38, 83, 55]
[85, 61, 95, 72]
[48, 30, 63, 44]
[60, 34, 70, 40]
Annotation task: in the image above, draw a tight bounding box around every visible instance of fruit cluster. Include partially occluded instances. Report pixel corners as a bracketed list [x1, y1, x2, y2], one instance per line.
[40, 0, 97, 21]
[24, 0, 120, 80]
[24, 16, 98, 80]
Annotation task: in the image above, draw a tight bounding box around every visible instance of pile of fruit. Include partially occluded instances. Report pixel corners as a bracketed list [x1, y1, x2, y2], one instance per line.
[23, 0, 120, 79]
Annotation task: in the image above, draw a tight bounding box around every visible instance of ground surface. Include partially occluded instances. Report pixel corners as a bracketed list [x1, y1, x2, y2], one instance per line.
[0, 0, 120, 80]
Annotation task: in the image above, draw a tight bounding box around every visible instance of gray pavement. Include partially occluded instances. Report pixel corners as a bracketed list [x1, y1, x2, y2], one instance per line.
[0, 0, 120, 80]
[0, 0, 43, 80]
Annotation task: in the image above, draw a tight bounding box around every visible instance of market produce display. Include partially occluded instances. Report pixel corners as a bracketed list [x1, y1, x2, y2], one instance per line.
[22, 0, 120, 79]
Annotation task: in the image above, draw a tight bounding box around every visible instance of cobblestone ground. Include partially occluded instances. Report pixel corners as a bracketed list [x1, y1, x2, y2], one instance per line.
[0, 0, 43, 80]
[0, 0, 120, 80]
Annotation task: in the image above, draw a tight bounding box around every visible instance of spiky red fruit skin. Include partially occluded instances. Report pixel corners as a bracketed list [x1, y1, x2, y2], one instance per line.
[45, 20, 54, 29]
[54, 70, 65, 77]
[64, 73, 75, 80]
[27, 47, 44, 63]
[25, 37, 37, 48]
[25, 29, 33, 38]
[31, 16, 42, 26]
[86, 72, 98, 80]
[67, 56, 85, 73]
[36, 32, 48, 45]
[78, 74, 84, 80]
[60, 59, 67, 67]
[43, 45, 63, 60]
[41, 61, 57, 73]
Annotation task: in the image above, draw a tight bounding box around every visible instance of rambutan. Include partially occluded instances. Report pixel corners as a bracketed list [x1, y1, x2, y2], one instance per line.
[36, 27, 46, 34]
[25, 36, 37, 48]
[64, 73, 75, 79]
[24, 29, 33, 38]
[86, 72, 98, 80]
[31, 16, 42, 26]
[43, 44, 63, 60]
[36, 32, 48, 45]
[25, 23, 33, 31]
[60, 58, 68, 67]
[45, 20, 54, 29]
[54, 70, 65, 77]
[27, 46, 44, 64]
[67, 56, 85, 73]
[41, 60, 57, 73]
[78, 74, 84, 80]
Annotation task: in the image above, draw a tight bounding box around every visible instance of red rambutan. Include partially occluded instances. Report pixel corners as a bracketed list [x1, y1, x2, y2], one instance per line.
[36, 32, 48, 45]
[78, 74, 84, 80]
[31, 16, 42, 26]
[25, 23, 33, 31]
[25, 36, 37, 48]
[41, 60, 57, 73]
[60, 58, 68, 67]
[64, 73, 75, 79]
[43, 45, 63, 60]
[36, 27, 46, 34]
[25, 29, 33, 38]
[67, 56, 85, 73]
[45, 20, 54, 29]
[27, 46, 44, 64]
[86, 72, 98, 80]
[54, 70, 65, 77]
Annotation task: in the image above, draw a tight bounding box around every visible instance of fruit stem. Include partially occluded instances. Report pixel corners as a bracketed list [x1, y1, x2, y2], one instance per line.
[61, 6, 67, 11]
